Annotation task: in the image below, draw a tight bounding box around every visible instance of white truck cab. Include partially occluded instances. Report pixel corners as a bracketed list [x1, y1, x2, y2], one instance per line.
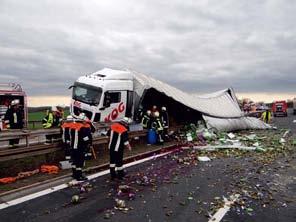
[70, 68, 134, 122]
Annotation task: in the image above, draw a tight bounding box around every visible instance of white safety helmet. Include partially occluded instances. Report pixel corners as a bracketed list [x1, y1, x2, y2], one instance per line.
[154, 111, 160, 117]
[161, 106, 167, 111]
[120, 117, 132, 125]
[51, 106, 58, 112]
[66, 115, 74, 120]
[11, 99, 20, 106]
[57, 104, 66, 109]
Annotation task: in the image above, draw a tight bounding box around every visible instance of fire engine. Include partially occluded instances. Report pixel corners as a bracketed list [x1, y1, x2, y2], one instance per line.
[0, 83, 27, 130]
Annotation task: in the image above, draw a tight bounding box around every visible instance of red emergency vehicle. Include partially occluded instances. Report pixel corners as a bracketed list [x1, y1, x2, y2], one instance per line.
[272, 100, 287, 117]
[0, 83, 27, 130]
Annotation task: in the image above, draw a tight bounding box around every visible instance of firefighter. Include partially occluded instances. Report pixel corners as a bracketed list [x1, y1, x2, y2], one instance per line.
[42, 106, 60, 144]
[141, 110, 152, 129]
[151, 111, 164, 144]
[61, 115, 73, 162]
[69, 115, 93, 181]
[56, 105, 65, 125]
[160, 106, 169, 139]
[261, 108, 272, 123]
[78, 113, 95, 160]
[4, 99, 24, 147]
[135, 106, 144, 123]
[108, 117, 132, 180]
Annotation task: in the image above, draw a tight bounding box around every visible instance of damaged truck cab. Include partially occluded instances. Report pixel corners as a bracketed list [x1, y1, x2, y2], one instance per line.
[70, 69, 134, 122]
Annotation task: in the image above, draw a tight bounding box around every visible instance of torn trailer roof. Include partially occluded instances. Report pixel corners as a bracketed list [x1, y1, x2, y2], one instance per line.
[94, 68, 270, 131]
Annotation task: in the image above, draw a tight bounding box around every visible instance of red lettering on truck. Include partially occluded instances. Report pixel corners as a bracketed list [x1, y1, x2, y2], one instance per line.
[104, 102, 125, 122]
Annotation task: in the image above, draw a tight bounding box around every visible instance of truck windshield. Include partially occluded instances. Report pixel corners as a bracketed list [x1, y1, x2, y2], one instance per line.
[72, 82, 102, 106]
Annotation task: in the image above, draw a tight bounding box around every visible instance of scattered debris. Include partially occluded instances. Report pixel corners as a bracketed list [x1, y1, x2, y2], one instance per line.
[198, 156, 211, 162]
[71, 195, 80, 204]
[227, 133, 236, 139]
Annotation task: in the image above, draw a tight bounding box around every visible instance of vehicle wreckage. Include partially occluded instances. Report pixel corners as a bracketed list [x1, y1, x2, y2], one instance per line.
[70, 68, 269, 132]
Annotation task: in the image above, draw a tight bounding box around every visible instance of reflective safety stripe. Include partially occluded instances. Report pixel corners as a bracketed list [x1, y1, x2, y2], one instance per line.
[72, 166, 76, 169]
[157, 120, 163, 131]
[76, 168, 82, 171]
[73, 130, 78, 149]
[117, 166, 124, 170]
[83, 136, 89, 141]
[108, 131, 114, 149]
[62, 128, 65, 143]
[114, 134, 121, 152]
[110, 164, 116, 168]
[65, 156, 71, 160]
[13, 113, 17, 123]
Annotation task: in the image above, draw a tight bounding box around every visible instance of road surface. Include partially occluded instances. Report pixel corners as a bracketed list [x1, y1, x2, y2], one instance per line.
[0, 113, 296, 222]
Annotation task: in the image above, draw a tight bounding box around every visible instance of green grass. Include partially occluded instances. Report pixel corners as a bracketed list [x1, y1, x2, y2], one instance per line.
[28, 110, 70, 129]
[29, 111, 48, 121]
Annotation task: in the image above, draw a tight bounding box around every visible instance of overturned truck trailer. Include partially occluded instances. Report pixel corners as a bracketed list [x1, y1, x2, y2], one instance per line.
[70, 68, 269, 132]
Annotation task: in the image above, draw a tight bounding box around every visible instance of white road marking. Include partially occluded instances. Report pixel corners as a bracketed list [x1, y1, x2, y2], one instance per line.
[208, 194, 240, 222]
[0, 151, 172, 210]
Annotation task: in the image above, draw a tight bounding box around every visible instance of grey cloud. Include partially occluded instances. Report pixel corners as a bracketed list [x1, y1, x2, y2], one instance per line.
[0, 0, 296, 98]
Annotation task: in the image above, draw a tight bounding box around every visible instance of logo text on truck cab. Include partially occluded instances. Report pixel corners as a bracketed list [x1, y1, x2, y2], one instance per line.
[104, 102, 125, 122]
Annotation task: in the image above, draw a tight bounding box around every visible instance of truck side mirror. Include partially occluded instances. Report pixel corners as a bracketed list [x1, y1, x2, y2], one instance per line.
[68, 85, 76, 89]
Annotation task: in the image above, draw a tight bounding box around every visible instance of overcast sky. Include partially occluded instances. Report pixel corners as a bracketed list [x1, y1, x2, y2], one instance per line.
[0, 0, 296, 100]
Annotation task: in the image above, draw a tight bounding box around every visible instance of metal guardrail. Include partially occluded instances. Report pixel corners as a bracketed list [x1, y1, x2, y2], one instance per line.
[0, 129, 147, 162]
[0, 124, 182, 162]
[0, 122, 113, 147]
[0, 128, 61, 147]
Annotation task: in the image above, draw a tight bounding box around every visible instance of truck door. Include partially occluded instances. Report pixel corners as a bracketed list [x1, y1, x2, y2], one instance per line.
[101, 91, 127, 122]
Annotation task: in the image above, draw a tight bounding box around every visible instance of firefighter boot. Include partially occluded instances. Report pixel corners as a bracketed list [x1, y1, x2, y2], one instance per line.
[110, 167, 116, 180]
[117, 170, 126, 180]
[71, 167, 77, 179]
[76, 169, 88, 181]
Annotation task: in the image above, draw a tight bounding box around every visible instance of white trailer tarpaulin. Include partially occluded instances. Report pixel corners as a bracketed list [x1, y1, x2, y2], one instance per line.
[97, 68, 270, 131]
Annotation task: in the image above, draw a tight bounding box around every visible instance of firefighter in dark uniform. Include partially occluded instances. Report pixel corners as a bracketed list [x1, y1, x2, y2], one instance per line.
[61, 115, 74, 162]
[4, 99, 24, 147]
[69, 115, 93, 181]
[160, 106, 169, 139]
[141, 110, 152, 129]
[78, 113, 95, 159]
[152, 111, 164, 144]
[108, 117, 132, 180]
[135, 106, 144, 123]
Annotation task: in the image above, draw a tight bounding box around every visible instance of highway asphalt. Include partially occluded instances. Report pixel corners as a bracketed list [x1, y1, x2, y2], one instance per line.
[1, 111, 296, 222]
